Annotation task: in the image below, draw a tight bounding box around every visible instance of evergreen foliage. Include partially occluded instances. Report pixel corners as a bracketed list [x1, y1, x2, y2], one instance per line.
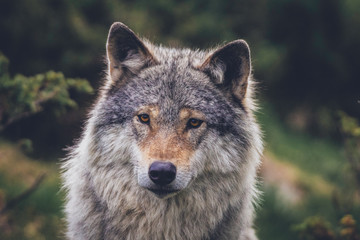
[0, 52, 93, 131]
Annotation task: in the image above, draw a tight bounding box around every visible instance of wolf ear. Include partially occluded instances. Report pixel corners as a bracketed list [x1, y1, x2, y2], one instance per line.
[106, 22, 157, 83]
[198, 40, 251, 101]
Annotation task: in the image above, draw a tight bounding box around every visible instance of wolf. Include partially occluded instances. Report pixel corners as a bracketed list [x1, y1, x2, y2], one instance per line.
[62, 22, 263, 240]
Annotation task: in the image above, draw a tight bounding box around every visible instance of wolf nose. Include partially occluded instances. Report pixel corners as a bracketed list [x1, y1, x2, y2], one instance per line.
[148, 161, 177, 186]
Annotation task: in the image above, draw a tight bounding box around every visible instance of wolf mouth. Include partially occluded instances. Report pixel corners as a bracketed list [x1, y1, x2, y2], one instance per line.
[147, 188, 180, 198]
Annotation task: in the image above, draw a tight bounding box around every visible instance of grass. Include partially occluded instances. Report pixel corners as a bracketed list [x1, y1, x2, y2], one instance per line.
[256, 188, 300, 240]
[0, 140, 64, 240]
[255, 104, 357, 240]
[258, 104, 345, 186]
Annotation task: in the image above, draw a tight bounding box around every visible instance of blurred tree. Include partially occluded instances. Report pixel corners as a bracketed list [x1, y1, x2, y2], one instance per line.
[0, 52, 93, 131]
[264, 0, 360, 135]
[0, 0, 271, 79]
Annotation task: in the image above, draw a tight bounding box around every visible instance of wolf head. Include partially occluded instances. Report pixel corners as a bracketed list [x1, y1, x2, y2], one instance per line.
[88, 22, 259, 200]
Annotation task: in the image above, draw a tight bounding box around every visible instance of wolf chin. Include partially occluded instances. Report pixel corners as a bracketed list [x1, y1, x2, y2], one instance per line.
[62, 22, 263, 240]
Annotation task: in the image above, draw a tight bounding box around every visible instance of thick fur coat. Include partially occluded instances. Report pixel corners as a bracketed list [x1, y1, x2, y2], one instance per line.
[62, 22, 263, 240]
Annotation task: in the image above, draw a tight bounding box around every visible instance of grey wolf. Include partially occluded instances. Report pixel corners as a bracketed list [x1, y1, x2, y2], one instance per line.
[62, 22, 263, 240]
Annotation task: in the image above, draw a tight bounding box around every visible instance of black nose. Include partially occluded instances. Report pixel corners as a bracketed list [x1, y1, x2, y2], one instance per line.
[148, 161, 177, 186]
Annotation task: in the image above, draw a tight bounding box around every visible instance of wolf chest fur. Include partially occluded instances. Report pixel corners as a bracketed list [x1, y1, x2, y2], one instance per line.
[62, 22, 263, 240]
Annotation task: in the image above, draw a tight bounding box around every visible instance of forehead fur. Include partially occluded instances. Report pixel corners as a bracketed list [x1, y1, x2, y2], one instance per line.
[143, 40, 208, 68]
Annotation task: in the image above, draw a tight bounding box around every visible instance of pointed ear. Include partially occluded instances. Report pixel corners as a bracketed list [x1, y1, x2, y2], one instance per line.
[198, 40, 251, 101]
[106, 22, 157, 83]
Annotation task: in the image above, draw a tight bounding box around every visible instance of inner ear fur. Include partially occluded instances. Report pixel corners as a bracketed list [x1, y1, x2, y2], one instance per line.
[106, 22, 157, 83]
[198, 40, 251, 100]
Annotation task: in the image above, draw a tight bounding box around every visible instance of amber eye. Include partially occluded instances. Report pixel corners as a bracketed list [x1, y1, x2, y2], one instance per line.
[187, 118, 203, 129]
[138, 114, 150, 124]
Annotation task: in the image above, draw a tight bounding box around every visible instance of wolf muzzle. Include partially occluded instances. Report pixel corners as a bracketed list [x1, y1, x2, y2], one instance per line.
[148, 161, 177, 186]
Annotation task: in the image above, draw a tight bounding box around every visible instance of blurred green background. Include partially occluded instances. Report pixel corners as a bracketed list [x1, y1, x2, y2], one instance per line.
[0, 0, 359, 239]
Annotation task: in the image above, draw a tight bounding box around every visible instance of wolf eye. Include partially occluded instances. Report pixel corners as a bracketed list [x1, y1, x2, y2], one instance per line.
[187, 118, 203, 129]
[138, 114, 150, 124]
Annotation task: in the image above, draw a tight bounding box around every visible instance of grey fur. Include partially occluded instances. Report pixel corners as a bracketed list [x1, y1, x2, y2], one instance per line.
[62, 22, 263, 240]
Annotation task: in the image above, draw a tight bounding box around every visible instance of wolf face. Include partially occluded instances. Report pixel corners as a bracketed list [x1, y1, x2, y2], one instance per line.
[63, 22, 263, 240]
[86, 22, 256, 200]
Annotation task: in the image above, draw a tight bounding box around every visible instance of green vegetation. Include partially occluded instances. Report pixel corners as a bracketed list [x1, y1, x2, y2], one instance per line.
[0, 49, 91, 240]
[293, 215, 360, 240]
[0, 0, 359, 239]
[0, 140, 63, 240]
[256, 107, 360, 240]
[259, 105, 344, 186]
[0, 52, 93, 131]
